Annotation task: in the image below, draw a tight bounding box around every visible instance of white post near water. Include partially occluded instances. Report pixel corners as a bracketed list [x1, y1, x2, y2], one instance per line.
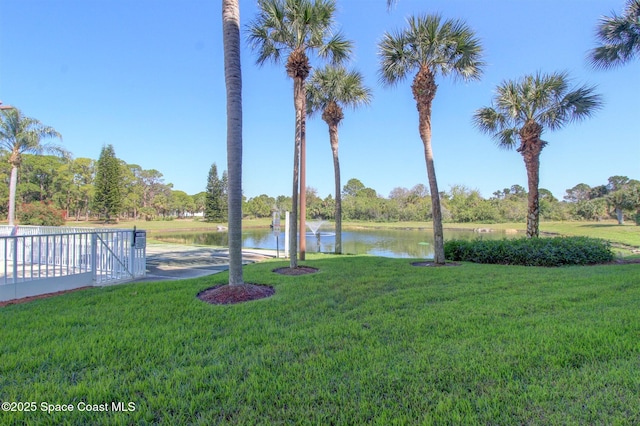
[284, 211, 290, 258]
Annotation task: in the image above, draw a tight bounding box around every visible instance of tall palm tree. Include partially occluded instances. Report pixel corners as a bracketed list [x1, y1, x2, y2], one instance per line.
[473, 72, 603, 237]
[590, 0, 640, 69]
[248, 0, 351, 268]
[223, 0, 243, 285]
[0, 108, 64, 225]
[306, 65, 372, 254]
[378, 14, 484, 264]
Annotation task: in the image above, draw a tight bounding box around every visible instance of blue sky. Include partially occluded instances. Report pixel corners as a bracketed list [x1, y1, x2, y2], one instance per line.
[1, 0, 638, 201]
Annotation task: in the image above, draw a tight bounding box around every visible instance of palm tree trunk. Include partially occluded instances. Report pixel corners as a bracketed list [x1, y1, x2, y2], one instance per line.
[8, 164, 18, 226]
[223, 0, 244, 285]
[299, 93, 307, 261]
[522, 150, 541, 238]
[289, 77, 304, 269]
[518, 122, 543, 238]
[329, 123, 342, 254]
[421, 130, 445, 264]
[290, 131, 300, 268]
[615, 208, 624, 225]
[413, 68, 445, 264]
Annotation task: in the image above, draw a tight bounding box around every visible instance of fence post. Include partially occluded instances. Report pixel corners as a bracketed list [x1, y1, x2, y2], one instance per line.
[12, 236, 18, 298]
[91, 233, 97, 283]
[129, 230, 136, 276]
[12, 237, 18, 282]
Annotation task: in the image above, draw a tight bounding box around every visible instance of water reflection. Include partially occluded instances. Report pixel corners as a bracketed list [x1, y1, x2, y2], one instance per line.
[153, 227, 519, 259]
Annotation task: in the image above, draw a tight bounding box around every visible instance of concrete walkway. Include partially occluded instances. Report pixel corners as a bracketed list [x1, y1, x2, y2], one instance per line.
[138, 244, 278, 282]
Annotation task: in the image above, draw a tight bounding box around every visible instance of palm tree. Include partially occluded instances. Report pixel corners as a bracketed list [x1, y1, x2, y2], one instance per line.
[223, 0, 244, 285]
[378, 14, 484, 264]
[590, 0, 640, 69]
[248, 0, 351, 268]
[0, 108, 64, 225]
[473, 71, 603, 237]
[307, 66, 372, 254]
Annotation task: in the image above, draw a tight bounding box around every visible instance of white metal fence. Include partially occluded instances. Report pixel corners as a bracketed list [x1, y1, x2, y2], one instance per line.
[0, 226, 146, 302]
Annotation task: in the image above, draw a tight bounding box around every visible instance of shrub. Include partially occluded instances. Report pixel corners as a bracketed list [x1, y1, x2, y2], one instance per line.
[444, 236, 614, 266]
[17, 202, 66, 226]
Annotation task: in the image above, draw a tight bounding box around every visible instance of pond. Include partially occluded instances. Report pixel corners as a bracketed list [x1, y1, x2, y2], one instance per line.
[152, 226, 522, 259]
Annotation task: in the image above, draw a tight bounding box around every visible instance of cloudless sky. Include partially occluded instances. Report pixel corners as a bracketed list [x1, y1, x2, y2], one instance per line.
[1, 0, 638, 201]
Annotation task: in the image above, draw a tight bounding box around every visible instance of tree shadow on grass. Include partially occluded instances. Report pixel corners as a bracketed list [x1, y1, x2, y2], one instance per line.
[411, 261, 462, 267]
[577, 224, 628, 228]
[272, 266, 319, 276]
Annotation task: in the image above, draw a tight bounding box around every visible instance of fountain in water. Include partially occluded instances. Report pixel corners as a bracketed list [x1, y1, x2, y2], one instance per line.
[307, 220, 325, 252]
[307, 220, 325, 237]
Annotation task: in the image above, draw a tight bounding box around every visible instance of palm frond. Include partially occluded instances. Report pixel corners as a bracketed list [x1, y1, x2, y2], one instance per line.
[451, 26, 485, 81]
[0, 108, 64, 159]
[547, 83, 603, 130]
[247, 0, 289, 66]
[0, 110, 19, 150]
[378, 14, 484, 85]
[528, 71, 568, 124]
[589, 0, 640, 69]
[377, 30, 412, 86]
[317, 32, 353, 65]
[476, 71, 603, 146]
[406, 14, 442, 70]
[495, 128, 519, 150]
[472, 106, 504, 134]
[472, 106, 518, 149]
[307, 65, 372, 117]
[248, 0, 349, 72]
[247, 25, 283, 66]
[495, 80, 525, 121]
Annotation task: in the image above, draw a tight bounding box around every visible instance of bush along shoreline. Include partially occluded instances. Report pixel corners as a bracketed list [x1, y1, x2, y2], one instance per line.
[444, 236, 614, 267]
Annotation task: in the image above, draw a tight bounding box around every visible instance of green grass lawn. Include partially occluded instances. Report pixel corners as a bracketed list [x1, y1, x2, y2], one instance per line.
[1, 256, 639, 424]
[537, 221, 640, 249]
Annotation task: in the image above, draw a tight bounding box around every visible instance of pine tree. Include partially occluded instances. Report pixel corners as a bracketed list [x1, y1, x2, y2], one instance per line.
[93, 144, 122, 223]
[204, 163, 226, 222]
[221, 169, 229, 219]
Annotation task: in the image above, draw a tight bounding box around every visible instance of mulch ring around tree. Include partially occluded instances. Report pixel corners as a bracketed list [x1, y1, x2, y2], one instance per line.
[272, 266, 319, 276]
[197, 284, 275, 305]
[411, 261, 462, 267]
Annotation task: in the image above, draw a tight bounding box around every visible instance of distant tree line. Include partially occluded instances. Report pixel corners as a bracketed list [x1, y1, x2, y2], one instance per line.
[245, 177, 640, 225]
[1, 148, 637, 226]
[0, 148, 213, 223]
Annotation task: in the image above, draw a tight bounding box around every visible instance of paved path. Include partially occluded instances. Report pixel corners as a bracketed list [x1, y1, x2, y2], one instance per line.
[138, 244, 278, 282]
